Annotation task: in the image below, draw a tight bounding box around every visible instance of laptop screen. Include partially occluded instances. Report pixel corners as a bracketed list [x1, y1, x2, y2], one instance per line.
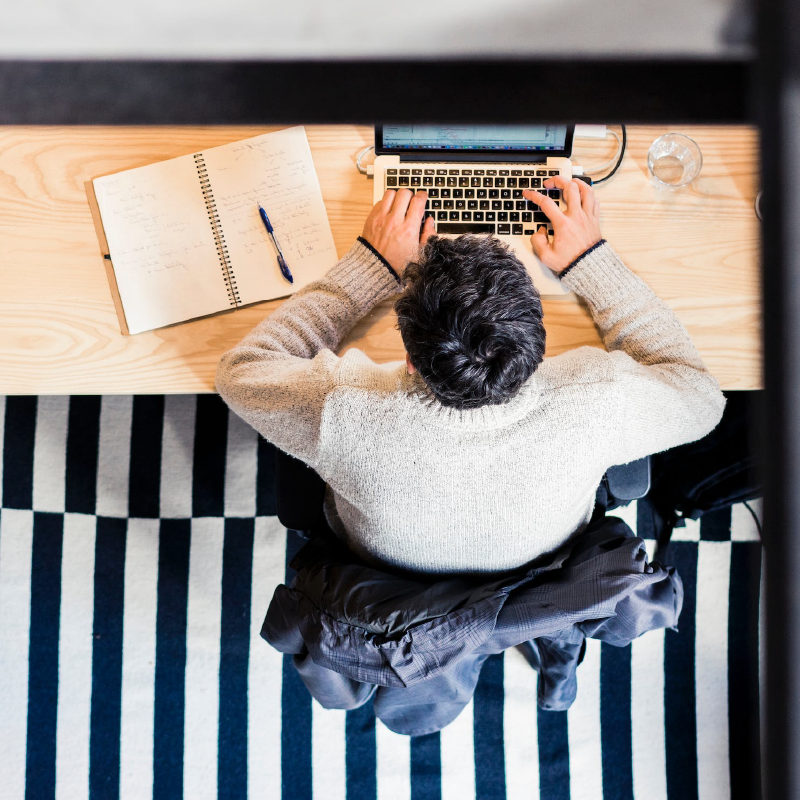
[375, 124, 573, 160]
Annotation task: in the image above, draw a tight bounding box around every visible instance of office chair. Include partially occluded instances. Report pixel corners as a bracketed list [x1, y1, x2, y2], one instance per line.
[269, 448, 658, 736]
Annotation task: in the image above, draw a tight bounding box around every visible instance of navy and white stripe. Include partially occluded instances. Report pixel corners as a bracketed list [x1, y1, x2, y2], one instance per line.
[0, 394, 763, 799]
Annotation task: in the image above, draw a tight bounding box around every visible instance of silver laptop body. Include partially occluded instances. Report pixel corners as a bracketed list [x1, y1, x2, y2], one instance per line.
[372, 124, 575, 295]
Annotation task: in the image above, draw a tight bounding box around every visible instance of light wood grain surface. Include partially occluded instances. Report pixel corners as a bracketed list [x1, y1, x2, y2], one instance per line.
[0, 125, 761, 394]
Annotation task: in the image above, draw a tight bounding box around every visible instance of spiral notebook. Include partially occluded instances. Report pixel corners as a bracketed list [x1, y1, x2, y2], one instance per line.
[87, 126, 337, 335]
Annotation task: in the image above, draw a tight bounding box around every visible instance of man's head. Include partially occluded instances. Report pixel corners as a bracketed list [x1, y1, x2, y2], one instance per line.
[395, 235, 546, 410]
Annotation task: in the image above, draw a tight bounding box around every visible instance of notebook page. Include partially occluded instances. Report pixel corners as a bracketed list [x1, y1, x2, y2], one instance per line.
[199, 127, 338, 305]
[93, 154, 230, 334]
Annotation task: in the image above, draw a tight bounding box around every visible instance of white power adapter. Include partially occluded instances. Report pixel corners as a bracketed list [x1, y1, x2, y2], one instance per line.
[574, 125, 609, 139]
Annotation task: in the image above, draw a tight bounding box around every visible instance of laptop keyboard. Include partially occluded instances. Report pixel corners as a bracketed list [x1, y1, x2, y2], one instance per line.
[384, 166, 562, 237]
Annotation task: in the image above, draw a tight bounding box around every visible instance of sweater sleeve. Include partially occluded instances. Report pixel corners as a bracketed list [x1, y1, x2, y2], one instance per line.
[559, 241, 726, 464]
[215, 240, 401, 465]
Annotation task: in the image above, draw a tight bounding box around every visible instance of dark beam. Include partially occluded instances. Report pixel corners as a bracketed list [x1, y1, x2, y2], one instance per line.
[0, 59, 750, 125]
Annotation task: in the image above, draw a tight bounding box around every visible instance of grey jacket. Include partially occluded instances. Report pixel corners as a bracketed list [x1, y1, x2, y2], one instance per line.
[262, 516, 683, 736]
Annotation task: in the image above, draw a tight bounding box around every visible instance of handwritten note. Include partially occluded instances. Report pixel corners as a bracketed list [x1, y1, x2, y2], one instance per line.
[92, 126, 336, 335]
[93, 154, 231, 334]
[200, 127, 337, 303]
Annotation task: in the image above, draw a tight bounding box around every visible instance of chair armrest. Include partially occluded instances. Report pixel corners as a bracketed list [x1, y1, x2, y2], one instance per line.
[605, 457, 651, 502]
[275, 448, 327, 531]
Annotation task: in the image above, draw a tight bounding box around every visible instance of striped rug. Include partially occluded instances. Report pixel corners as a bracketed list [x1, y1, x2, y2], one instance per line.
[0, 395, 762, 800]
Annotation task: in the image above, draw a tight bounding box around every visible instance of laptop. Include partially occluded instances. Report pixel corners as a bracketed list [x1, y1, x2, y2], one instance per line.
[372, 124, 575, 295]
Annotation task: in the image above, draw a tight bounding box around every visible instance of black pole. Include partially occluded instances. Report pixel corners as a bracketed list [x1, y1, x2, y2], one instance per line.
[759, 0, 800, 793]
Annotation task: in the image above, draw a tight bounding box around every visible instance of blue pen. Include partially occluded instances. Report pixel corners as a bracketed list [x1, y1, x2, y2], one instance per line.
[258, 204, 293, 284]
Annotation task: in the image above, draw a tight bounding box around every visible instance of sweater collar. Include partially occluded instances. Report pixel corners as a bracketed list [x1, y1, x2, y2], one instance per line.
[398, 367, 541, 430]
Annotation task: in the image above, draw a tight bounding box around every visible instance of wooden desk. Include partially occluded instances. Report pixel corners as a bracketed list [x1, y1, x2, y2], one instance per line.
[0, 125, 760, 394]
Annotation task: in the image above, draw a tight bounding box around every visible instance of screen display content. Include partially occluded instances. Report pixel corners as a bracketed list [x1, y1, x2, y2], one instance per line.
[381, 125, 568, 151]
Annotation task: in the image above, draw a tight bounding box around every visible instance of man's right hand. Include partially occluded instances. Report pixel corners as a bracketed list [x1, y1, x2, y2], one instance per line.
[522, 177, 602, 274]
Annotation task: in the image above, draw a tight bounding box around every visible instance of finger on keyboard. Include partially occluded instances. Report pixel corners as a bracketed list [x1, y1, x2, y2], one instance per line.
[522, 189, 562, 223]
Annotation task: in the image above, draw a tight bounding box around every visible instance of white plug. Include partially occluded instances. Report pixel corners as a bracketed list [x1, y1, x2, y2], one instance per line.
[574, 125, 609, 139]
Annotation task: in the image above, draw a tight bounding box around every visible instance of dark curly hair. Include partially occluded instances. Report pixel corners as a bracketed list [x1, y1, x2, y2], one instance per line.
[395, 235, 546, 410]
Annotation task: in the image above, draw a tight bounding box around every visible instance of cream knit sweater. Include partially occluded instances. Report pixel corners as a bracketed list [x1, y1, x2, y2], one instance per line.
[216, 240, 725, 574]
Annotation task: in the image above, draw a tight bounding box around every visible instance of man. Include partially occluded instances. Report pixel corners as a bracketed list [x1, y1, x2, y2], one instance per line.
[216, 179, 725, 574]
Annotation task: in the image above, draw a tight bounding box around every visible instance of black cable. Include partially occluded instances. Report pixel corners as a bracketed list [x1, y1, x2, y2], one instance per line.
[592, 124, 627, 184]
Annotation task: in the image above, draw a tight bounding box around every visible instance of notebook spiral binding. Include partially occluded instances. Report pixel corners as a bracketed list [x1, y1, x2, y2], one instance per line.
[193, 153, 240, 306]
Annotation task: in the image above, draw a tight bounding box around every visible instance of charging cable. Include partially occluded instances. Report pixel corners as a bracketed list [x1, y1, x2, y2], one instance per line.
[583, 129, 622, 174]
[586, 125, 627, 184]
[356, 145, 375, 176]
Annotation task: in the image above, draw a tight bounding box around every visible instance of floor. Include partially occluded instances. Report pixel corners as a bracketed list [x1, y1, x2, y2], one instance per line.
[0, 394, 762, 799]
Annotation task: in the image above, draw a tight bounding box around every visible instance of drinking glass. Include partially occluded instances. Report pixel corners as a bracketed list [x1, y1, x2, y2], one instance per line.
[647, 133, 703, 190]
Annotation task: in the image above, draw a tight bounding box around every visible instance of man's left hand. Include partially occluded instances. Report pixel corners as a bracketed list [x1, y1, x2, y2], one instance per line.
[361, 189, 435, 277]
